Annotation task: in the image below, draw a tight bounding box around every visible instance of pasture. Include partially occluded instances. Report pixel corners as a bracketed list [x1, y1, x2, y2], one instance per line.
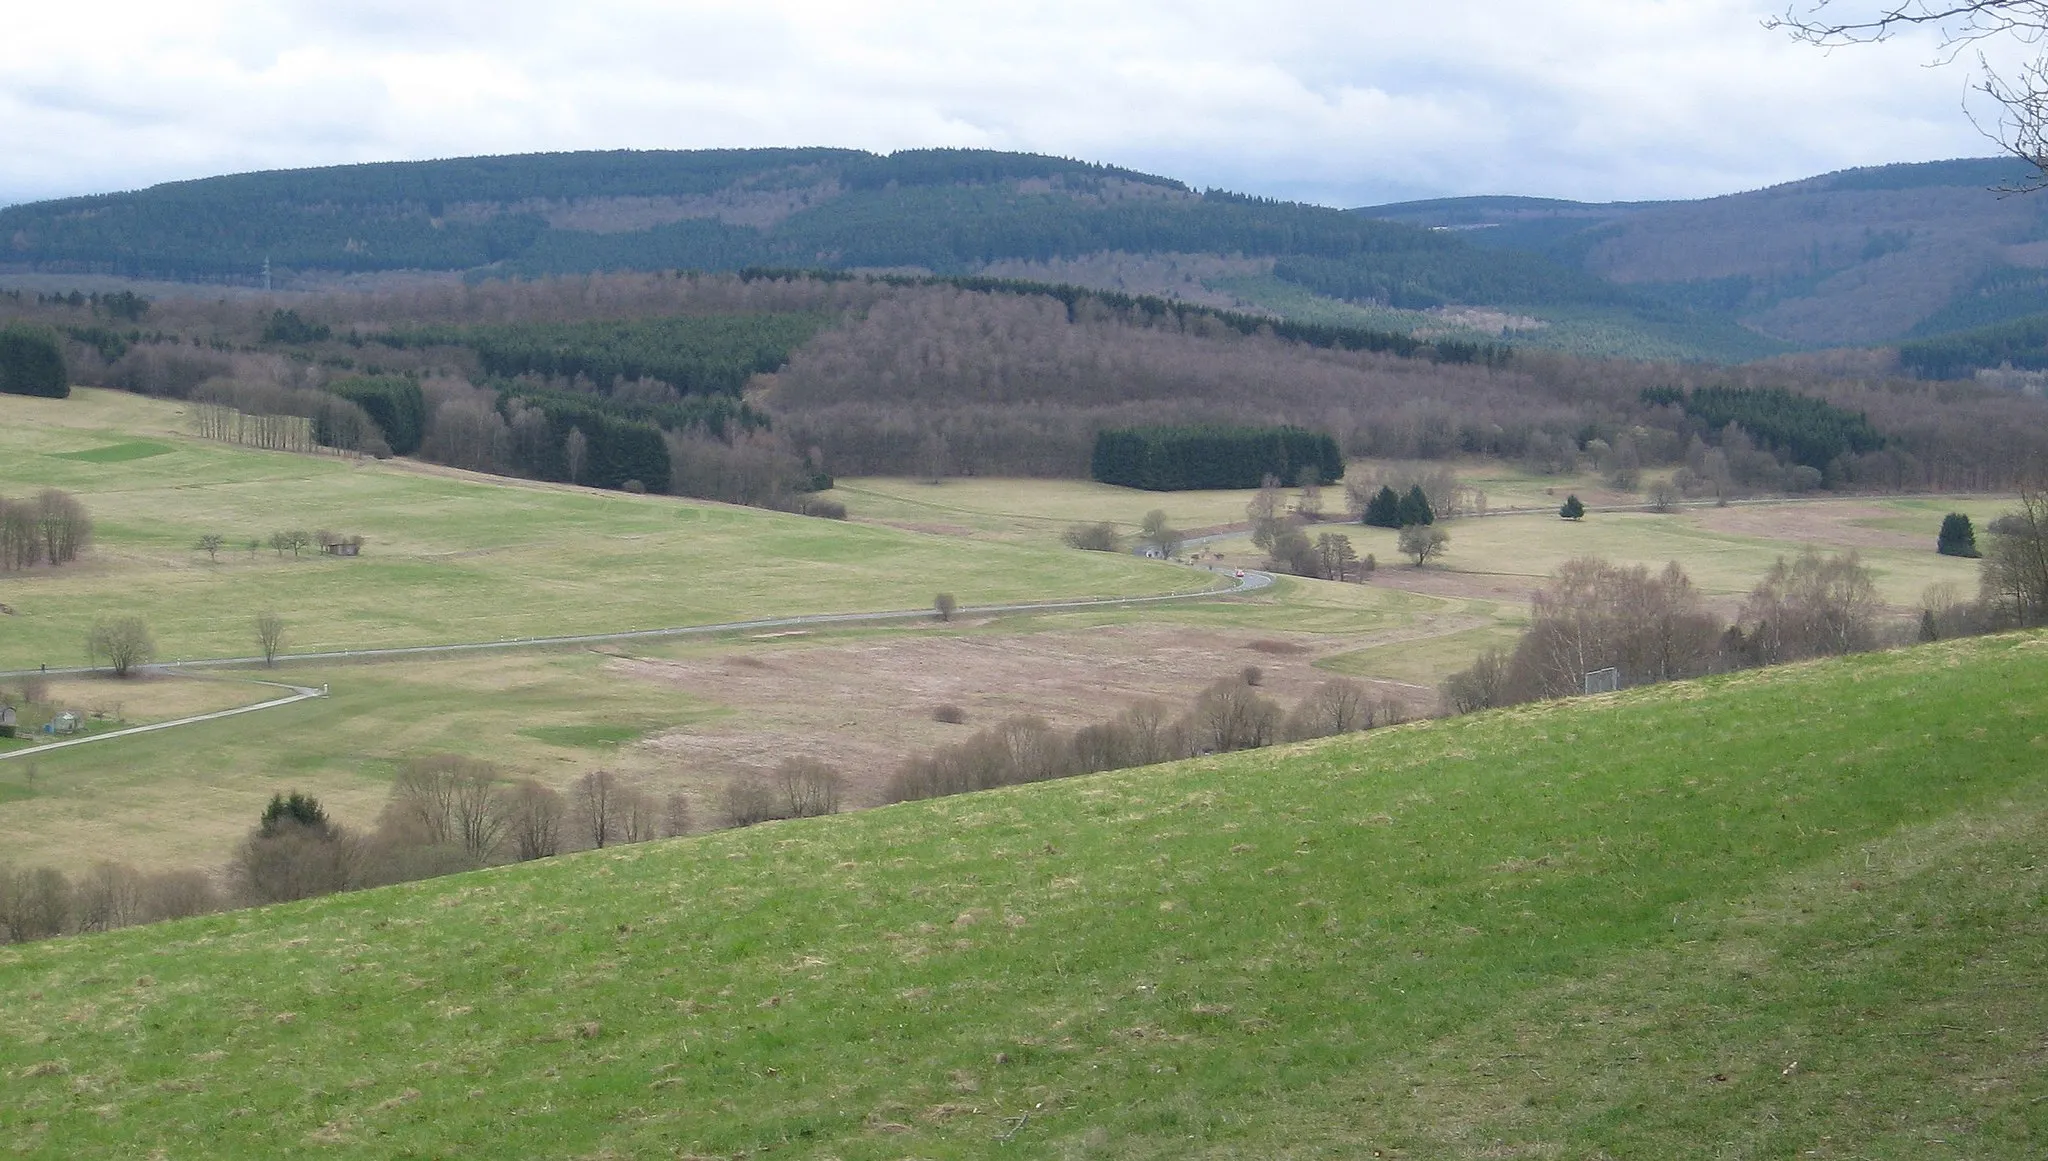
[2, 632, 2041, 1158]
[0, 392, 1208, 671]
[0, 390, 2020, 880]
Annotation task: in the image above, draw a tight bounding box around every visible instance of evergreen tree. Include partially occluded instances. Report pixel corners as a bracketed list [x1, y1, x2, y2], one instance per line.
[1362, 485, 1402, 528]
[1937, 512, 1979, 558]
[1396, 484, 1435, 527]
[0, 324, 68, 398]
[1560, 494, 1586, 520]
[259, 791, 333, 838]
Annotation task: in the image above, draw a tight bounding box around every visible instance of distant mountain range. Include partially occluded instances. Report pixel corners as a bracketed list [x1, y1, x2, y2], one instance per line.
[7, 149, 2048, 364]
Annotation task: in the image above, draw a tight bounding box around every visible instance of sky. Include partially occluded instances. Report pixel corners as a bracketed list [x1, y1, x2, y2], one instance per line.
[0, 1, 2027, 209]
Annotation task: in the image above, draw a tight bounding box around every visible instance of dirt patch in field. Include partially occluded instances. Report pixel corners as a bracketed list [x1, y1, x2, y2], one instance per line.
[1364, 567, 1547, 605]
[1692, 502, 1925, 552]
[869, 520, 981, 538]
[615, 625, 1435, 812]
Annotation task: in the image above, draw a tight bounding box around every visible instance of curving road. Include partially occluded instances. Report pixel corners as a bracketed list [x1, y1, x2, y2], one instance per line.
[0, 678, 324, 763]
[0, 569, 1274, 759]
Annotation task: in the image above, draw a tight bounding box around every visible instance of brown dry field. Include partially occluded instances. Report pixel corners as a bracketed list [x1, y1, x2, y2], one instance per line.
[616, 621, 1446, 812]
[1690, 500, 1926, 551]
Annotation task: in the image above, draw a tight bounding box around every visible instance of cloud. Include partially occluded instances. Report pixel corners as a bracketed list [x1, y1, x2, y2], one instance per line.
[0, 0, 2015, 208]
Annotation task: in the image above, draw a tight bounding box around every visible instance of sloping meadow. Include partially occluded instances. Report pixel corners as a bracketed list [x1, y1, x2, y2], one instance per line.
[3, 633, 2044, 1158]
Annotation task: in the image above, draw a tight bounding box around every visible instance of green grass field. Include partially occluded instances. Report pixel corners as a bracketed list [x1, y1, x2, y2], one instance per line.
[0, 392, 1208, 670]
[0, 651, 725, 872]
[2, 633, 2042, 1158]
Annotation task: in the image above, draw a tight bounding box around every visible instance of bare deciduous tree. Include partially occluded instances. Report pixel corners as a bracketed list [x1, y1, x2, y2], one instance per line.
[35, 489, 91, 565]
[1979, 488, 2048, 625]
[0, 864, 73, 942]
[575, 769, 623, 848]
[389, 756, 465, 848]
[87, 615, 155, 677]
[76, 861, 147, 933]
[198, 533, 224, 562]
[232, 801, 360, 905]
[1189, 677, 1283, 753]
[1286, 679, 1376, 741]
[660, 791, 693, 838]
[508, 779, 566, 860]
[1398, 524, 1450, 566]
[255, 611, 286, 666]
[618, 786, 662, 844]
[1139, 509, 1183, 558]
[449, 761, 510, 862]
[142, 868, 221, 921]
[776, 757, 845, 818]
[1772, 2, 2048, 187]
[721, 772, 781, 828]
[565, 426, 589, 485]
[1740, 549, 1884, 664]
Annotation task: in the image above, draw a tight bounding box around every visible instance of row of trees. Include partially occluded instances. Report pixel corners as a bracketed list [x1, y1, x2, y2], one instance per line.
[885, 673, 1405, 804]
[1439, 502, 2048, 715]
[0, 489, 91, 571]
[0, 745, 858, 943]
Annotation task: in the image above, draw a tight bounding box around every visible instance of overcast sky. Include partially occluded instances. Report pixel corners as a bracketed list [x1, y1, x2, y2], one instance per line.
[0, 1, 2021, 209]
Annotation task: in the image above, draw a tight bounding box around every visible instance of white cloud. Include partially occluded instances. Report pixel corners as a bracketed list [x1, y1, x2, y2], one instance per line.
[0, 0, 2020, 208]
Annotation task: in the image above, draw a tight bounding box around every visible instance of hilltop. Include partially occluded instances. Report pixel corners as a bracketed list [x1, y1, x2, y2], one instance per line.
[2, 632, 2042, 1158]
[0, 147, 1792, 362]
[1361, 157, 2048, 352]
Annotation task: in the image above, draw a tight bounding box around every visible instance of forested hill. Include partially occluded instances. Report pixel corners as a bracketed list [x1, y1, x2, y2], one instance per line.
[21, 147, 2048, 361]
[1357, 157, 2048, 351]
[0, 148, 1542, 286]
[1, 147, 1706, 350]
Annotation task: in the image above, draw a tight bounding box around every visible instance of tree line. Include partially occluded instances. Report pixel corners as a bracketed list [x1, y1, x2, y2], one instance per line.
[0, 746, 853, 945]
[13, 268, 2048, 495]
[1441, 496, 2048, 715]
[1643, 385, 1884, 471]
[1090, 425, 1343, 491]
[375, 313, 828, 397]
[885, 671, 1406, 804]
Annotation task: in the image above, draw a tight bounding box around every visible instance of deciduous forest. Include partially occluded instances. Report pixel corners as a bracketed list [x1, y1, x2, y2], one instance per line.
[3, 269, 2045, 510]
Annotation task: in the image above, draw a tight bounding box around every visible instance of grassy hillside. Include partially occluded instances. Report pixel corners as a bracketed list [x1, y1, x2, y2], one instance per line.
[0, 391, 1207, 670]
[3, 633, 2042, 1158]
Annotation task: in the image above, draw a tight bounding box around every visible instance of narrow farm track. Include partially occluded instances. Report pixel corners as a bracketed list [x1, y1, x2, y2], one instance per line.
[0, 679, 323, 762]
[0, 569, 1274, 757]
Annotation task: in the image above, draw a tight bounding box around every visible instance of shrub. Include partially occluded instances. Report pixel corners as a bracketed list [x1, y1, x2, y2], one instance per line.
[720, 773, 782, 828]
[1061, 521, 1123, 552]
[776, 757, 844, 818]
[932, 704, 968, 724]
